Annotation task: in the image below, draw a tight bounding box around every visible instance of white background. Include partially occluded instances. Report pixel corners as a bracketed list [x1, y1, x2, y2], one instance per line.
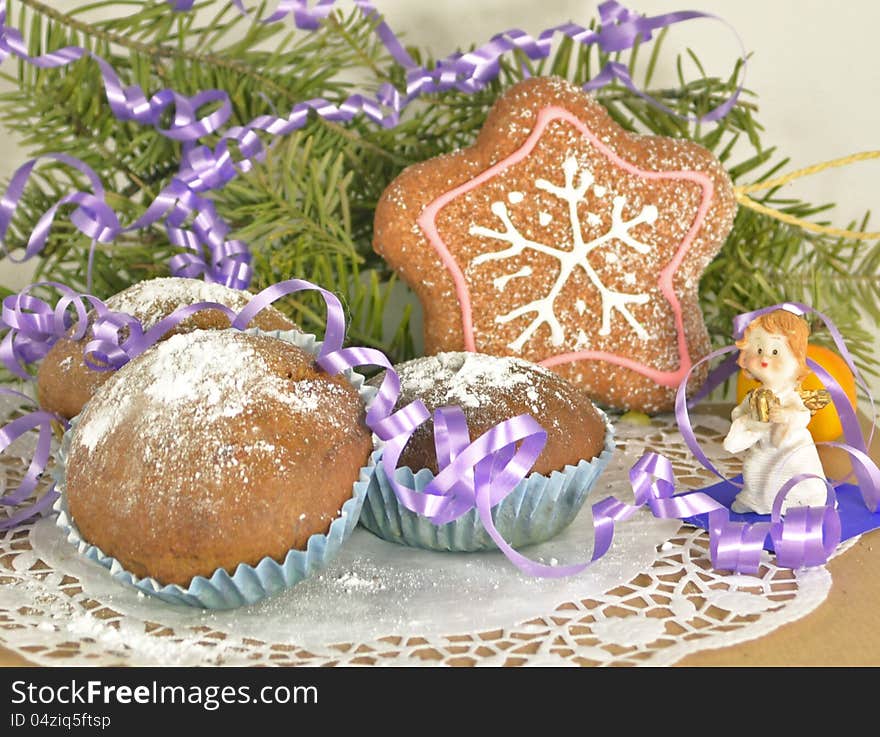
[0, 0, 877, 391]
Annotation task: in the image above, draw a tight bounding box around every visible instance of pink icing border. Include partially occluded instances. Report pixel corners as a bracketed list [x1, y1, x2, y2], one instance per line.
[416, 105, 715, 388]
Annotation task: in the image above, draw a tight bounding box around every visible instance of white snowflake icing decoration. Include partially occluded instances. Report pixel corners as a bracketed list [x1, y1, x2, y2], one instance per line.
[468, 155, 658, 353]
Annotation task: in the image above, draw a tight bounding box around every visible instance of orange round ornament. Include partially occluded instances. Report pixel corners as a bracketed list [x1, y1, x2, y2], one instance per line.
[736, 343, 858, 443]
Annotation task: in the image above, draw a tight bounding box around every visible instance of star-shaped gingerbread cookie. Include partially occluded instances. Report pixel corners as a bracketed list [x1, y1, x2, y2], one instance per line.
[374, 77, 736, 413]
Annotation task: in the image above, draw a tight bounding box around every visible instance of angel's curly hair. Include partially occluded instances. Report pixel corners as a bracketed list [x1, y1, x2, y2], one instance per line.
[735, 309, 811, 382]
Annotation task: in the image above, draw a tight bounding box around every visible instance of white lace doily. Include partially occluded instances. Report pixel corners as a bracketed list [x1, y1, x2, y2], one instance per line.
[0, 410, 845, 666]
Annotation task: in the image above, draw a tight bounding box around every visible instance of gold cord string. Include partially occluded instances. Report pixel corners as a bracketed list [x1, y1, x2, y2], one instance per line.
[733, 150, 880, 241]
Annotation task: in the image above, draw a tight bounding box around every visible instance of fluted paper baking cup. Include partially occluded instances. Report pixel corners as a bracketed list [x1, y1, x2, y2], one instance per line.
[359, 411, 615, 552]
[53, 328, 376, 610]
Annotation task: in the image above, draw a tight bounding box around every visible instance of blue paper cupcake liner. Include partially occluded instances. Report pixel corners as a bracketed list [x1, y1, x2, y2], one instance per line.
[359, 410, 615, 552]
[53, 328, 376, 610]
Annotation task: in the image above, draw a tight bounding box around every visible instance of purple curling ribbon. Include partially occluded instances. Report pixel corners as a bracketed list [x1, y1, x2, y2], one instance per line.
[230, 1, 346, 29]
[0, 276, 371, 378]
[215, 1, 746, 123]
[0, 283, 112, 379]
[0, 154, 252, 290]
[0, 389, 66, 530]
[0, 154, 119, 265]
[582, 4, 747, 123]
[0, 10, 249, 288]
[0, 280, 242, 376]
[769, 474, 840, 569]
[0, 277, 348, 382]
[0, 9, 230, 142]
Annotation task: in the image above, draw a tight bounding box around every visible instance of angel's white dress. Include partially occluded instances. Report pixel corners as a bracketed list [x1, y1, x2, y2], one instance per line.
[723, 387, 828, 515]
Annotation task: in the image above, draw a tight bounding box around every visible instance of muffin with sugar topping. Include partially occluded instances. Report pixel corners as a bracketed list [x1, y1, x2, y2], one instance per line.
[60, 329, 371, 595]
[360, 351, 614, 552]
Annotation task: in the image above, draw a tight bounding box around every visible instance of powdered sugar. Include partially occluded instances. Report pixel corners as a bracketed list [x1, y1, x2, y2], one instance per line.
[76, 409, 119, 454]
[396, 351, 554, 411]
[74, 330, 335, 455]
[143, 333, 255, 408]
[105, 277, 254, 330]
[330, 570, 387, 593]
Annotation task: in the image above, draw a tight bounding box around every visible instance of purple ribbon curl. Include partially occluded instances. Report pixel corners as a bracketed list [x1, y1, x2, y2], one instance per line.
[0, 388, 65, 530]
[0, 282, 112, 379]
[0, 8, 250, 288]
[627, 451, 842, 574]
[0, 2, 746, 291]
[0, 154, 252, 292]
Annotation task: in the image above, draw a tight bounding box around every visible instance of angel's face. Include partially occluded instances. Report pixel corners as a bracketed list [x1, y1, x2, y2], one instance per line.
[741, 326, 799, 389]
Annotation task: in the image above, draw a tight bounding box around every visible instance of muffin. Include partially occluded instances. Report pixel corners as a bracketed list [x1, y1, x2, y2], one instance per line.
[37, 277, 296, 419]
[360, 351, 614, 551]
[61, 329, 372, 590]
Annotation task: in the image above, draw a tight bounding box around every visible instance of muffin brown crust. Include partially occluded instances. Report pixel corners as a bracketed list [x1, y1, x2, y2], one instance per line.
[65, 330, 371, 587]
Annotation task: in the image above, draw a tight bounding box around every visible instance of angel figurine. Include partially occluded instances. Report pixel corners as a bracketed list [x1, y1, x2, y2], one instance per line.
[723, 309, 831, 515]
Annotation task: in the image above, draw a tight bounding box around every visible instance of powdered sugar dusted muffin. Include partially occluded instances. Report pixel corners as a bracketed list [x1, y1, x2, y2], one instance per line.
[63, 330, 371, 587]
[360, 351, 613, 552]
[37, 277, 296, 419]
[391, 351, 606, 474]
